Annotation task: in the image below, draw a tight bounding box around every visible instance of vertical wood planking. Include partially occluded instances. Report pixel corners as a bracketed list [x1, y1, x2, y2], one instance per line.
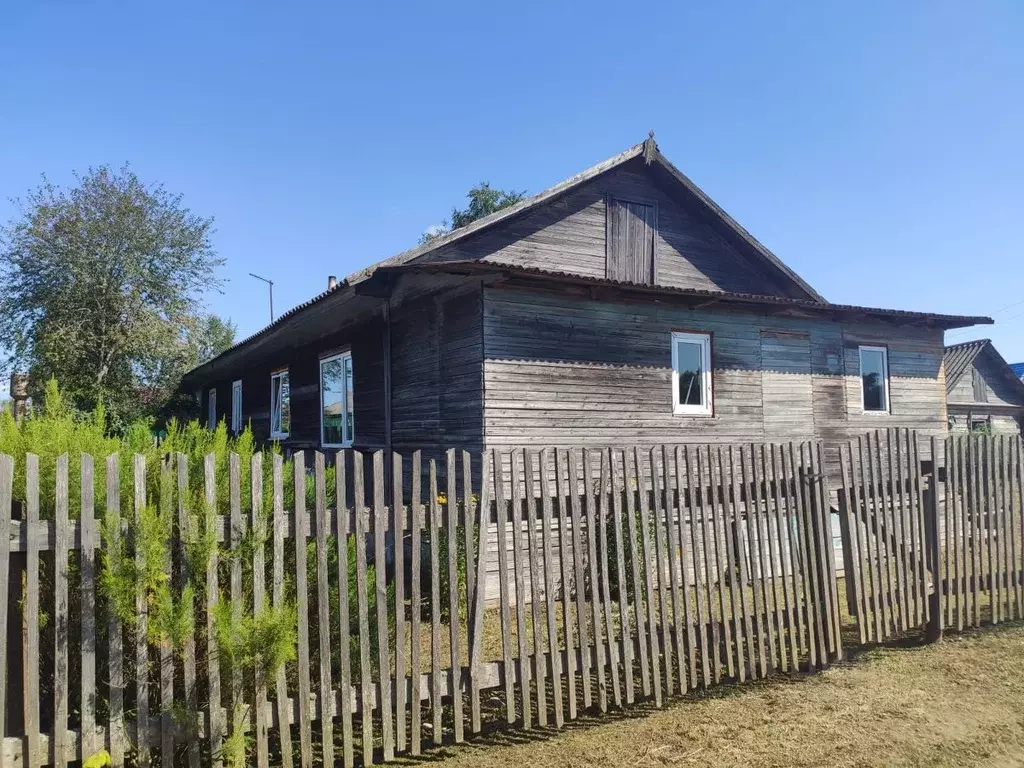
[750, 446, 775, 675]
[374, 452, 396, 758]
[887, 431, 907, 631]
[408, 452, 422, 755]
[469, 451, 491, 736]
[510, 450, 534, 725]
[24, 454, 40, 767]
[272, 455, 294, 768]
[393, 452, 407, 753]
[204, 455, 223, 768]
[79, 455, 97, 761]
[770, 445, 798, 669]
[943, 437, 953, 629]
[428, 459, 442, 744]
[538, 450, 564, 726]
[648, 448, 673, 695]
[985, 436, 998, 623]
[702, 446, 727, 682]
[684, 447, 712, 687]
[999, 437, 1012, 620]
[717, 447, 744, 681]
[354, 453, 376, 762]
[787, 443, 815, 666]
[583, 449, 608, 711]
[158, 460, 174, 768]
[491, 449, 515, 725]
[1011, 438, 1023, 620]
[293, 453, 313, 766]
[863, 435, 885, 639]
[106, 455, 124, 766]
[635, 447, 663, 705]
[555, 450, 578, 719]
[624, 449, 652, 698]
[229, 455, 245, 755]
[596, 450, 621, 707]
[443, 449, 462, 743]
[910, 434, 928, 625]
[0, 455, 10, 754]
[740, 448, 767, 678]
[1015, 438, 1024, 619]
[756, 445, 782, 671]
[461, 451, 475, 726]
[802, 442, 827, 665]
[251, 454, 269, 768]
[856, 437, 880, 642]
[971, 435, 983, 627]
[53, 455, 69, 767]
[816, 443, 843, 660]
[609, 449, 634, 703]
[177, 454, 200, 768]
[728, 447, 755, 679]
[524, 450, 547, 724]
[663, 446, 690, 691]
[134, 455, 150, 767]
[840, 444, 866, 644]
[952, 438, 964, 632]
[781, 446, 806, 658]
[314, 453, 335, 766]
[568, 450, 592, 709]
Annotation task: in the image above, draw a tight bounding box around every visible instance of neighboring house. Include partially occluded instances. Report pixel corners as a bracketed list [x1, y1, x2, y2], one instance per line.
[181, 135, 990, 475]
[944, 340, 1024, 435]
[1010, 362, 1024, 380]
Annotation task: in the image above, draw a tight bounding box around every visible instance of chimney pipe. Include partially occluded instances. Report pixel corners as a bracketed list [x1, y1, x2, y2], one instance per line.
[328, 275, 338, 290]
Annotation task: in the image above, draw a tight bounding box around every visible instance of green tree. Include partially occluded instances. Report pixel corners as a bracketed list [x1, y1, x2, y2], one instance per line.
[0, 164, 229, 430]
[420, 182, 527, 244]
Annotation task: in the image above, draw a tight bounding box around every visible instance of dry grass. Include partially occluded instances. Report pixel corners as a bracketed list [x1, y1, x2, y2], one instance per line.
[414, 625, 1024, 767]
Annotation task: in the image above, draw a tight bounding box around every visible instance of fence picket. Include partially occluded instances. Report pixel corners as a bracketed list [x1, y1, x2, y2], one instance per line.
[625, 448, 653, 699]
[460, 451, 476, 731]
[1015, 438, 1024, 619]
[910, 434, 928, 625]
[568, 449, 592, 709]
[999, 437, 1012, 620]
[717, 447, 744, 681]
[251, 454, 269, 768]
[134, 455, 150, 767]
[583, 448, 608, 711]
[229, 454, 245, 755]
[663, 445, 691, 691]
[886, 431, 907, 632]
[684, 446, 712, 687]
[491, 449, 515, 725]
[538, 449, 565, 726]
[739, 448, 765, 678]
[750, 445, 775, 675]
[555, 449, 578, 719]
[293, 453, 313, 767]
[24, 454, 40, 768]
[106, 454, 125, 766]
[79, 455, 97, 761]
[609, 448, 634, 703]
[840, 443, 866, 643]
[523, 450, 547, 724]
[393, 451, 407, 752]
[596, 449, 622, 707]
[374, 451, 395, 759]
[510, 450, 533, 725]
[408, 451, 422, 756]
[469, 451, 491, 735]
[648, 448, 673, 696]
[0, 456, 10, 754]
[272, 455, 294, 768]
[158, 459, 174, 768]
[702, 446, 727, 682]
[354, 453, 376, 762]
[952, 438, 964, 632]
[443, 449, 463, 744]
[203, 455, 223, 768]
[727, 447, 754, 680]
[314, 453, 335, 767]
[428, 459, 442, 745]
[54, 455, 69, 767]
[770, 445, 798, 669]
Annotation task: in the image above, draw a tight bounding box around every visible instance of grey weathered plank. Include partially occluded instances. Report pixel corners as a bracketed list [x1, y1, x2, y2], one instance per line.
[728, 447, 755, 679]
[428, 459, 442, 744]
[609, 448, 634, 703]
[0, 455, 10, 753]
[229, 454, 245, 755]
[701, 446, 727, 682]
[583, 449, 608, 711]
[393, 451, 407, 753]
[538, 450, 565, 726]
[409, 451, 422, 755]
[863, 435, 886, 640]
[648, 448, 673, 696]
[354, 453, 376, 762]
[1000, 437, 1013, 621]
[23, 454, 40, 767]
[374, 451, 396, 758]
[251, 454, 269, 768]
[595, 449, 621, 708]
[158, 459, 174, 768]
[635, 447, 663, 705]
[555, 450, 578, 718]
[887, 430, 908, 631]
[683, 446, 711, 687]
[855, 437, 879, 642]
[971, 435, 983, 627]
[314, 453, 335, 766]
[1010, 438, 1023, 620]
[135, 454, 150, 767]
[743, 447, 769, 677]
[769, 444, 797, 669]
[950, 438, 964, 632]
[816, 442, 843, 660]
[754, 445, 781, 672]
[272, 454, 294, 768]
[491, 448, 515, 724]
[840, 444, 866, 644]
[667, 446, 694, 690]
[54, 455, 70, 767]
[79, 455, 97, 762]
[510, 449, 534, 724]
[623, 448, 652, 697]
[444, 449, 463, 743]
[943, 437, 954, 629]
[984, 435, 998, 623]
[718, 447, 745, 681]
[1014, 438, 1024, 620]
[911, 433, 929, 625]
[798, 442, 825, 666]
[106, 455, 125, 765]
[567, 449, 592, 709]
[524, 450, 548, 723]
[788, 443, 816, 665]
[293, 453, 313, 767]
[469, 451, 491, 735]
[204, 454, 223, 768]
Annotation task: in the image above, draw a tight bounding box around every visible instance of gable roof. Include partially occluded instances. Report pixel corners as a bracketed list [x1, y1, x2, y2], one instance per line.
[346, 134, 827, 302]
[943, 339, 1024, 398]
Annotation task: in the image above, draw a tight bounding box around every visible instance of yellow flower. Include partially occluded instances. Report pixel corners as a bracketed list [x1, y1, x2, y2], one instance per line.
[436, 493, 448, 505]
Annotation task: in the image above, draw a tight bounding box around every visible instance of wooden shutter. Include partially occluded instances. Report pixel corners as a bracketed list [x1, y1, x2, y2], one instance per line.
[973, 365, 988, 403]
[606, 198, 656, 284]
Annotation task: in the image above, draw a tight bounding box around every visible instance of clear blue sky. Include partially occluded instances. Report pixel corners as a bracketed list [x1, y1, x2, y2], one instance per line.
[2, 1, 1022, 362]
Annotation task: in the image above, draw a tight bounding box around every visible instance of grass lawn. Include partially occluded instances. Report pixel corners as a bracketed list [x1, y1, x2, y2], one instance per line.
[422, 624, 1024, 767]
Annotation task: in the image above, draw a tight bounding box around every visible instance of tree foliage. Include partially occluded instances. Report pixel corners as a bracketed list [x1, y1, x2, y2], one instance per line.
[0, 164, 232, 430]
[420, 182, 527, 244]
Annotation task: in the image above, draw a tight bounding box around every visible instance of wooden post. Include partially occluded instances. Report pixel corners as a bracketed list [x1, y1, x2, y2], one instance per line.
[924, 436, 943, 643]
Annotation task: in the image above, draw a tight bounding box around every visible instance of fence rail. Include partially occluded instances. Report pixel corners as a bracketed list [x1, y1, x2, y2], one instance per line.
[1, 431, 1022, 767]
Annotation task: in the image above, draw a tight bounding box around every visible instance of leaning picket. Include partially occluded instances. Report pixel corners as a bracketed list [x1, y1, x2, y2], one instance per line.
[54, 455, 69, 767]
[375, 451, 396, 759]
[510, 449, 533, 725]
[272, 454, 294, 768]
[314, 453, 335, 767]
[492, 449, 515, 725]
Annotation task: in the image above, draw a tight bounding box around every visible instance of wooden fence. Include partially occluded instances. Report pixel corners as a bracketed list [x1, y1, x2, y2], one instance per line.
[0, 440, 844, 767]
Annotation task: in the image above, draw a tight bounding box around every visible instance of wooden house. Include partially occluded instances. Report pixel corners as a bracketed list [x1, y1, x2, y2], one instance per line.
[181, 135, 990, 470]
[944, 339, 1024, 435]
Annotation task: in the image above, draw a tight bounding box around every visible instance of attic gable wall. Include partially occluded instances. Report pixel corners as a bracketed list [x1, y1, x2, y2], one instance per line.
[948, 350, 1024, 406]
[422, 158, 800, 298]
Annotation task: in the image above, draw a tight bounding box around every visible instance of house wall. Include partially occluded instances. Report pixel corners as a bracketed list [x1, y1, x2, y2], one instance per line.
[200, 286, 483, 454]
[948, 353, 1024, 409]
[425, 157, 802, 298]
[948, 411, 1022, 435]
[480, 285, 948, 465]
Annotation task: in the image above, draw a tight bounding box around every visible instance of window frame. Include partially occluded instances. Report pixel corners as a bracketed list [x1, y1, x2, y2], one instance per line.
[231, 380, 243, 434]
[208, 388, 217, 430]
[320, 351, 354, 448]
[270, 369, 290, 440]
[858, 345, 891, 414]
[671, 330, 713, 416]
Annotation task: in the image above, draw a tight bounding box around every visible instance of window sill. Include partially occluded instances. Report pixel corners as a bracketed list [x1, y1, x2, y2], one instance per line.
[861, 410, 891, 416]
[673, 408, 714, 418]
[270, 433, 290, 440]
[322, 442, 354, 450]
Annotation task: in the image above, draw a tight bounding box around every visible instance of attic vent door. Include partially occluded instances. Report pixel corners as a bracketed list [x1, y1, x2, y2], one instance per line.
[607, 197, 656, 284]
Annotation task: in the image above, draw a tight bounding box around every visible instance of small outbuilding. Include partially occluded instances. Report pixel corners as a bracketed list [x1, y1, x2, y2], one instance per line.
[944, 339, 1024, 435]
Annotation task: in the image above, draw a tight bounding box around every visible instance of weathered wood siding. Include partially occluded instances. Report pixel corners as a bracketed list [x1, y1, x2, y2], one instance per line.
[481, 286, 947, 457]
[423, 157, 800, 297]
[948, 351, 1024, 408]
